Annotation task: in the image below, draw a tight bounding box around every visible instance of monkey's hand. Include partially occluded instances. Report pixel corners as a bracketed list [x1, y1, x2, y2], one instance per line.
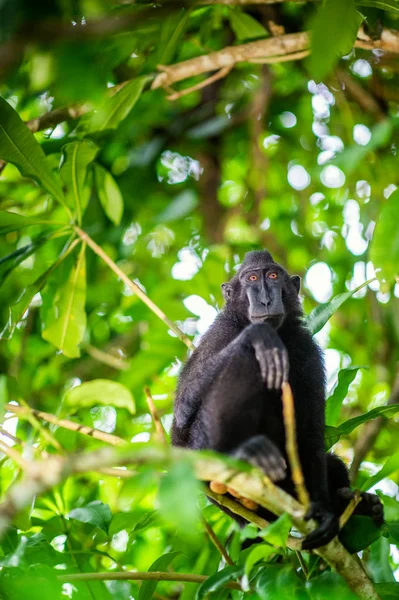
[302, 502, 339, 550]
[253, 343, 289, 389]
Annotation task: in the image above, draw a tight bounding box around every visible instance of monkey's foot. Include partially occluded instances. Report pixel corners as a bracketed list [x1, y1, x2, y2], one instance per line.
[209, 481, 259, 511]
[337, 487, 384, 526]
[233, 435, 286, 481]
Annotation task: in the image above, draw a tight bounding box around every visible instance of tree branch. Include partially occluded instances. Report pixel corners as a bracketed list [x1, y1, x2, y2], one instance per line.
[0, 444, 380, 600]
[5, 403, 126, 447]
[57, 570, 241, 589]
[152, 28, 399, 94]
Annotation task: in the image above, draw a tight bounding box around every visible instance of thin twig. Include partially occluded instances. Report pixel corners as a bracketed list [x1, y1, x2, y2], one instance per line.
[201, 517, 234, 565]
[166, 66, 232, 100]
[0, 427, 22, 445]
[296, 550, 309, 578]
[281, 382, 310, 508]
[13, 399, 64, 453]
[84, 343, 131, 371]
[339, 491, 362, 529]
[75, 226, 195, 351]
[5, 404, 126, 447]
[57, 570, 242, 589]
[144, 387, 168, 444]
[0, 439, 31, 470]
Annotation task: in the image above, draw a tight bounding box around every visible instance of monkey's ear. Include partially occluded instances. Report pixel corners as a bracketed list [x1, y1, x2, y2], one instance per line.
[291, 275, 301, 294]
[221, 283, 232, 300]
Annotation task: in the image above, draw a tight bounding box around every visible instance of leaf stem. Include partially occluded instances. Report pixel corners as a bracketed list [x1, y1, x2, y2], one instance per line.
[281, 382, 310, 508]
[57, 570, 242, 590]
[74, 226, 195, 351]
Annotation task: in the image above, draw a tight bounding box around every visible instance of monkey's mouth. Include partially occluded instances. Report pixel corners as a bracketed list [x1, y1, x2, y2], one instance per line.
[250, 314, 283, 328]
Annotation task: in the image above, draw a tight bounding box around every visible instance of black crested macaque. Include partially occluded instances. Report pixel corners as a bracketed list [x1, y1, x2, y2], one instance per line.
[172, 250, 383, 550]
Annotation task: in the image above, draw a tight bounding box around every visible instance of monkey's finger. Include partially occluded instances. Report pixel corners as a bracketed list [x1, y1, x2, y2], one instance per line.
[273, 348, 282, 388]
[281, 349, 289, 382]
[227, 487, 241, 498]
[254, 344, 268, 382]
[241, 498, 259, 511]
[210, 481, 227, 495]
[266, 350, 275, 389]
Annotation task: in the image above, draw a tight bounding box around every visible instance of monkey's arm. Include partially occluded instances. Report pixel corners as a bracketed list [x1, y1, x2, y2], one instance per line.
[172, 321, 288, 446]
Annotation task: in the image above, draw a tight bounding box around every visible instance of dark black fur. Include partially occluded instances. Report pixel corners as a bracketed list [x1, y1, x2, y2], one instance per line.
[172, 251, 383, 549]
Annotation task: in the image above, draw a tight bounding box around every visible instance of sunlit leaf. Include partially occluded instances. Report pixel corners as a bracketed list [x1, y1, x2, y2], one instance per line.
[60, 139, 98, 224]
[309, 0, 363, 80]
[0, 211, 57, 235]
[196, 565, 243, 600]
[0, 96, 66, 208]
[368, 538, 395, 583]
[259, 513, 292, 548]
[362, 451, 399, 491]
[0, 234, 50, 282]
[375, 583, 399, 600]
[84, 76, 152, 133]
[42, 243, 87, 357]
[1, 239, 80, 339]
[326, 367, 364, 427]
[64, 379, 135, 414]
[69, 501, 112, 533]
[370, 187, 399, 289]
[138, 552, 180, 600]
[94, 163, 124, 225]
[325, 404, 399, 448]
[306, 279, 375, 335]
[356, 0, 399, 13]
[245, 544, 278, 579]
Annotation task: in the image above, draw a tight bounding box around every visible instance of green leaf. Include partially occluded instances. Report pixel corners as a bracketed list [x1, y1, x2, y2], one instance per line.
[0, 235, 50, 282]
[370, 187, 399, 289]
[306, 278, 375, 335]
[309, 0, 363, 81]
[157, 8, 193, 65]
[68, 501, 112, 533]
[326, 367, 364, 427]
[85, 76, 152, 133]
[340, 515, 383, 553]
[196, 565, 243, 600]
[245, 544, 278, 579]
[138, 552, 180, 600]
[367, 538, 395, 583]
[60, 139, 98, 225]
[228, 9, 267, 41]
[356, 0, 399, 14]
[158, 461, 201, 537]
[1, 239, 79, 339]
[362, 451, 399, 491]
[307, 572, 359, 600]
[325, 404, 399, 448]
[64, 379, 135, 414]
[0, 211, 57, 235]
[387, 521, 399, 544]
[42, 243, 87, 357]
[259, 513, 292, 548]
[375, 583, 399, 600]
[0, 96, 66, 208]
[94, 164, 124, 225]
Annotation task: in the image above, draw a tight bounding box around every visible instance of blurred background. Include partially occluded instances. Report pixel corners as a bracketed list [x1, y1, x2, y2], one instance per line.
[0, 0, 399, 597]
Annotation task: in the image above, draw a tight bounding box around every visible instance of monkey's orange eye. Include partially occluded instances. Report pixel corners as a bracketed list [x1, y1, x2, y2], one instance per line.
[248, 275, 258, 281]
[268, 272, 278, 279]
